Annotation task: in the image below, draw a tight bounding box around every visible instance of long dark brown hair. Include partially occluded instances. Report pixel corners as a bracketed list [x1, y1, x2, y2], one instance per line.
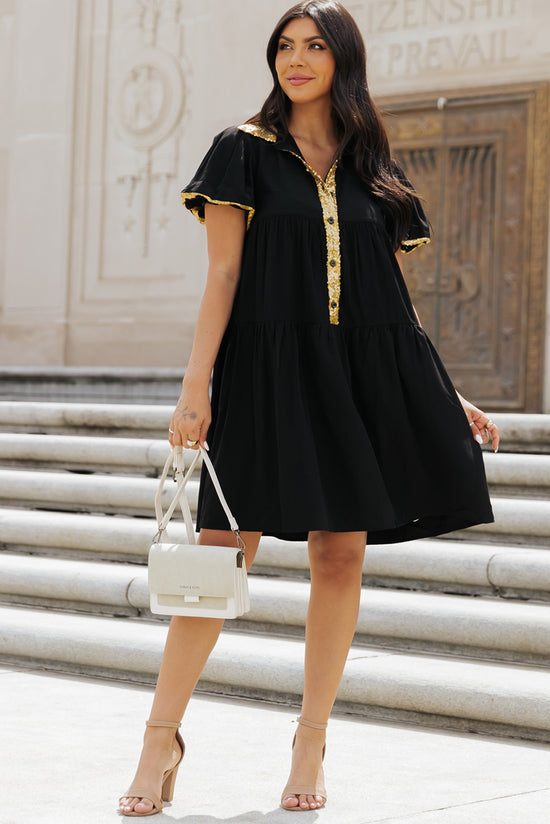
[248, 0, 414, 249]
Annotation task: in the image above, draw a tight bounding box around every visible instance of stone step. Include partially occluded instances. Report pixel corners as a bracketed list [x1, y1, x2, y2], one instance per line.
[0, 506, 186, 562]
[2, 603, 550, 741]
[0, 433, 174, 474]
[483, 452, 550, 497]
[457, 497, 550, 546]
[2, 553, 550, 665]
[0, 433, 548, 494]
[1, 457, 549, 540]
[0, 366, 183, 405]
[0, 401, 549, 452]
[2, 508, 550, 599]
[0, 467, 199, 516]
[0, 401, 172, 439]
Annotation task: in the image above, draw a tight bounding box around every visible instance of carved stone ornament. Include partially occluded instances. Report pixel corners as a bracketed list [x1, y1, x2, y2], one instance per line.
[115, 45, 185, 150]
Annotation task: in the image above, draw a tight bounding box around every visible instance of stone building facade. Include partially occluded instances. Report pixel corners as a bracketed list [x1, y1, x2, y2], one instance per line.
[0, 0, 549, 410]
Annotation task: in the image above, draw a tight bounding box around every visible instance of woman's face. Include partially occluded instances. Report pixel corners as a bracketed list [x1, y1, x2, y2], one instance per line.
[275, 17, 336, 107]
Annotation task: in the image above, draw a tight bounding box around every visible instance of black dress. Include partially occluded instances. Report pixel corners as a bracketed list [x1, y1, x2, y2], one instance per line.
[181, 124, 494, 544]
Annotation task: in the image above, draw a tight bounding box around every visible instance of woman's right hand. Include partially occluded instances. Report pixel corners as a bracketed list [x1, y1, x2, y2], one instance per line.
[169, 381, 211, 451]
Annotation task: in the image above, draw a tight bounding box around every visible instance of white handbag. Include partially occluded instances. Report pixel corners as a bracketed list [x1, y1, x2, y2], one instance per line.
[148, 445, 250, 619]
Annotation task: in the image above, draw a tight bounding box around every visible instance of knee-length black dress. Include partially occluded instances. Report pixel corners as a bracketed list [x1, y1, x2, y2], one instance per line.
[181, 124, 494, 544]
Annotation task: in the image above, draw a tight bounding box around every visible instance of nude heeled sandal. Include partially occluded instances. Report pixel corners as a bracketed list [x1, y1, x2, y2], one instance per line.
[281, 716, 328, 811]
[119, 720, 185, 817]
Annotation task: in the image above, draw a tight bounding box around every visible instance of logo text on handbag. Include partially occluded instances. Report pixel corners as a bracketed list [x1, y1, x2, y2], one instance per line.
[178, 584, 200, 591]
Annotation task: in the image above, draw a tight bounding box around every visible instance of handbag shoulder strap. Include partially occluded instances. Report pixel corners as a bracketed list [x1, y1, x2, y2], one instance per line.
[153, 446, 244, 548]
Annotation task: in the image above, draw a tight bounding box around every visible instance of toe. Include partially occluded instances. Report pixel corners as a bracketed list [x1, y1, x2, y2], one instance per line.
[299, 794, 310, 809]
[282, 794, 300, 809]
[134, 798, 154, 813]
[119, 796, 155, 814]
[119, 796, 135, 812]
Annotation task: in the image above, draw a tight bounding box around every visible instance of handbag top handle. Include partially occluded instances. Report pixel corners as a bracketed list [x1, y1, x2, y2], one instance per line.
[153, 446, 245, 551]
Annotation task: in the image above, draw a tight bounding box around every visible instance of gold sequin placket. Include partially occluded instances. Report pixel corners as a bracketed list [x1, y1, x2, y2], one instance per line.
[286, 155, 341, 325]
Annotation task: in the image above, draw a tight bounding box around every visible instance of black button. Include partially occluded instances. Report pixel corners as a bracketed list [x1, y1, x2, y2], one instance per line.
[327, 216, 335, 224]
[331, 301, 338, 308]
[329, 259, 336, 267]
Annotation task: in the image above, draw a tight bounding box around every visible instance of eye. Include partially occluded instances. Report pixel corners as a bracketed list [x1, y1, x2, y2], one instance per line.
[278, 41, 291, 50]
[310, 42, 325, 49]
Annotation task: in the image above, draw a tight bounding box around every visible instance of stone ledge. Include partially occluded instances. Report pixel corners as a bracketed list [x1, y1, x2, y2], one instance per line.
[1, 433, 549, 492]
[483, 452, 550, 491]
[0, 468, 199, 516]
[0, 433, 174, 471]
[468, 498, 550, 541]
[2, 509, 550, 596]
[1, 465, 549, 537]
[0, 507, 184, 560]
[0, 367, 184, 405]
[2, 554, 550, 660]
[1, 402, 549, 449]
[0, 400, 172, 430]
[2, 604, 550, 740]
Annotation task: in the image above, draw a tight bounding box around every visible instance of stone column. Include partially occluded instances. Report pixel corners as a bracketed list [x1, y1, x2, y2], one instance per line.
[1, 0, 78, 364]
[0, 1, 16, 332]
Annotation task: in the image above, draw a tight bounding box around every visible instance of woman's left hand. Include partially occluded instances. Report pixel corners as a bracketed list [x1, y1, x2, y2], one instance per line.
[457, 393, 499, 453]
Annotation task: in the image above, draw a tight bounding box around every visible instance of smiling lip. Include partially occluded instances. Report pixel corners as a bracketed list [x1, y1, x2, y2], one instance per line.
[288, 75, 314, 85]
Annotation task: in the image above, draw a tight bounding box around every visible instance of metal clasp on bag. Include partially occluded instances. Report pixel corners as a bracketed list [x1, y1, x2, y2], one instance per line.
[234, 530, 246, 567]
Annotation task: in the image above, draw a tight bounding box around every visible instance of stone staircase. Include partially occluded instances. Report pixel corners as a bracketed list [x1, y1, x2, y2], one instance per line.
[1, 401, 550, 742]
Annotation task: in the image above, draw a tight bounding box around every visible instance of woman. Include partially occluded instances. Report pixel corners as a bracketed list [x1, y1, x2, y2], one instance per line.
[120, 0, 499, 815]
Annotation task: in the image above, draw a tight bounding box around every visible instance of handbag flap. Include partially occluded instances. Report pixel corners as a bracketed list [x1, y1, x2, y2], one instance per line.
[148, 543, 242, 598]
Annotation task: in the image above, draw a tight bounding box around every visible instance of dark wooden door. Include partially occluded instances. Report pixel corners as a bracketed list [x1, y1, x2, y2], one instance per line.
[380, 83, 549, 411]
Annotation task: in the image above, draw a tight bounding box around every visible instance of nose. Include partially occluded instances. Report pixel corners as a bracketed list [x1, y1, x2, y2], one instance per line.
[290, 45, 306, 66]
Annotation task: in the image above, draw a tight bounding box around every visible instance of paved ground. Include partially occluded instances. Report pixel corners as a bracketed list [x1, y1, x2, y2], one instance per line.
[2, 663, 550, 824]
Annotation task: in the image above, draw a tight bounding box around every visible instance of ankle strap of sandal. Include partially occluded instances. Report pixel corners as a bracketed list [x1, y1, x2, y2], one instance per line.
[296, 716, 328, 730]
[146, 720, 181, 729]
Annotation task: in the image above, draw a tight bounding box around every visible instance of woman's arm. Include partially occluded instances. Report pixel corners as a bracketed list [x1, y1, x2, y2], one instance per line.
[395, 251, 499, 452]
[169, 203, 247, 449]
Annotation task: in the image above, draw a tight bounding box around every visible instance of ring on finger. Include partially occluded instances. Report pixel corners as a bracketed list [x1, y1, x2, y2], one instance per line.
[169, 428, 175, 434]
[485, 419, 495, 430]
[186, 439, 199, 447]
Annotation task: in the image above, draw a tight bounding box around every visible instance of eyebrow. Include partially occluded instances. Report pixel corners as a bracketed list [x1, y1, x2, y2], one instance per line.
[279, 34, 326, 43]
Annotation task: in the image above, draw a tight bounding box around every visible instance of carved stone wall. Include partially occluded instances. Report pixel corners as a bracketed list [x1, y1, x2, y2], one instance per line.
[0, 2, 16, 319]
[1, 0, 550, 410]
[68, 0, 195, 364]
[354, 0, 550, 94]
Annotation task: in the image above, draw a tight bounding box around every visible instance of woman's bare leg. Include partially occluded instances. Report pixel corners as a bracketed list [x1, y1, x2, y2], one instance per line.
[282, 530, 366, 811]
[120, 529, 261, 815]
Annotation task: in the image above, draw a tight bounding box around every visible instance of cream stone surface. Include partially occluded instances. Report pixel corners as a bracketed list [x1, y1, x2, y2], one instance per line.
[359, 0, 550, 95]
[1, 0, 549, 405]
[3, 666, 550, 824]
[0, 0, 16, 321]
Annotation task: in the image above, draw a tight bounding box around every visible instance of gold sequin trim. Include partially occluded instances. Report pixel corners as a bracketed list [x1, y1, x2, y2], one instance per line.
[238, 123, 277, 142]
[292, 159, 340, 324]
[401, 237, 431, 254]
[180, 191, 255, 230]
[280, 151, 341, 324]
[310, 163, 340, 325]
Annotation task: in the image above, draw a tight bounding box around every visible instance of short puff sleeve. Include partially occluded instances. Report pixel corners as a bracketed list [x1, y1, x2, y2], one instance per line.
[181, 127, 254, 229]
[393, 162, 431, 254]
